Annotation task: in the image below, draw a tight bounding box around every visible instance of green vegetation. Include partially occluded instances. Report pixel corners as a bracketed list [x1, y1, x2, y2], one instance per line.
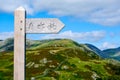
[0, 52, 13, 80]
[0, 39, 120, 80]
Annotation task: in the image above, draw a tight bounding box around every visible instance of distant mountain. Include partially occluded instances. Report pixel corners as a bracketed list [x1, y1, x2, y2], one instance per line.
[0, 38, 14, 52]
[103, 47, 120, 61]
[0, 38, 41, 52]
[84, 44, 104, 57]
[83, 44, 120, 61]
[85, 44, 112, 58]
[0, 38, 120, 61]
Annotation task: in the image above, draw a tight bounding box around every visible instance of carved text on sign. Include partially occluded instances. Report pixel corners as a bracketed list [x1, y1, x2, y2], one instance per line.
[48, 23, 56, 30]
[26, 22, 57, 31]
[28, 22, 33, 30]
[37, 22, 45, 30]
[26, 18, 64, 33]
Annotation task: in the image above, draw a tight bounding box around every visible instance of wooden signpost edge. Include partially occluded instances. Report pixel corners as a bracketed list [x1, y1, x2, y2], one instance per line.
[14, 7, 26, 80]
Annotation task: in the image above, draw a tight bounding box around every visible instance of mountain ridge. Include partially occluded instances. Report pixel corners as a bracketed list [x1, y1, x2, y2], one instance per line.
[0, 38, 120, 61]
[103, 47, 120, 61]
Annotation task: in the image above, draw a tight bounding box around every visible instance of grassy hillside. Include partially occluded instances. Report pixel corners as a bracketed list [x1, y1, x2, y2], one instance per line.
[0, 51, 13, 80]
[0, 39, 120, 80]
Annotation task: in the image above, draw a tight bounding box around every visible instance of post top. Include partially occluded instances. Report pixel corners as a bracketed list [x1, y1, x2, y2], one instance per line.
[16, 6, 25, 11]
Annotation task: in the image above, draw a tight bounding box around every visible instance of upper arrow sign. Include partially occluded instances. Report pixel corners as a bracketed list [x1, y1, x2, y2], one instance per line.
[26, 18, 65, 33]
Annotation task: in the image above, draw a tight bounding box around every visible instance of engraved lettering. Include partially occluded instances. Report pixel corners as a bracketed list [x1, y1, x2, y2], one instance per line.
[48, 23, 56, 30]
[37, 22, 45, 29]
[27, 22, 33, 31]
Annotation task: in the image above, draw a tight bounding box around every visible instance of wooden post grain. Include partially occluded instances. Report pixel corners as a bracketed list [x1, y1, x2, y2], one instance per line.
[14, 7, 25, 80]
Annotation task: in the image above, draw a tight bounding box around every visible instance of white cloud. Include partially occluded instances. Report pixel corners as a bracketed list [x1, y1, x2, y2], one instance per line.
[0, 0, 34, 14]
[0, 32, 13, 40]
[41, 30, 106, 42]
[100, 42, 119, 50]
[0, 0, 120, 26]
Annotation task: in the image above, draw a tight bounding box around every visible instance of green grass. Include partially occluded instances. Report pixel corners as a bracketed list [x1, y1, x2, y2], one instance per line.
[0, 52, 13, 80]
[0, 49, 120, 80]
[0, 39, 120, 80]
[68, 58, 110, 77]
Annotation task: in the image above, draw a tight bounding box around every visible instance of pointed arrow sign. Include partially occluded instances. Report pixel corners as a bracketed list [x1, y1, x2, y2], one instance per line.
[14, 6, 65, 80]
[26, 18, 65, 33]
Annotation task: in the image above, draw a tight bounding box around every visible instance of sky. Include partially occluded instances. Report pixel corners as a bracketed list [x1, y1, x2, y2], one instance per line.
[0, 0, 120, 50]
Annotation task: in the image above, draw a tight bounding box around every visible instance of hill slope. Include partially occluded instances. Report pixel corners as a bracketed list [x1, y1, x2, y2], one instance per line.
[25, 39, 120, 80]
[0, 38, 120, 80]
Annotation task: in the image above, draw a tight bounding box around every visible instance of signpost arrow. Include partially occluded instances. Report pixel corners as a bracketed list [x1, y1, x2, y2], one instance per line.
[26, 18, 64, 33]
[14, 6, 65, 80]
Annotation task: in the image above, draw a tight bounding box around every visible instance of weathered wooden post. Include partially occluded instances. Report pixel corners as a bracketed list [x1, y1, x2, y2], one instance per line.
[14, 6, 64, 80]
[14, 7, 25, 80]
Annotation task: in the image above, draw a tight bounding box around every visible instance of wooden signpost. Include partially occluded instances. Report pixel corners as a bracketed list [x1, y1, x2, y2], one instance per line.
[14, 7, 64, 80]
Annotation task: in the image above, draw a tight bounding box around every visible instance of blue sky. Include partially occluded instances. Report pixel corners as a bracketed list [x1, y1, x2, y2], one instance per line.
[0, 0, 120, 50]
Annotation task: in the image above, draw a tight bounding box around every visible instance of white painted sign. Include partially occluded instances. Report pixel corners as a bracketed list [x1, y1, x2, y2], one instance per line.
[26, 18, 64, 33]
[14, 7, 65, 80]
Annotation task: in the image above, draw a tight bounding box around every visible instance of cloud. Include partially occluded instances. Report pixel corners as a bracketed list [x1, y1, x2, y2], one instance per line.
[0, 0, 120, 26]
[0, 0, 34, 14]
[41, 30, 106, 42]
[0, 32, 13, 40]
[100, 42, 119, 50]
